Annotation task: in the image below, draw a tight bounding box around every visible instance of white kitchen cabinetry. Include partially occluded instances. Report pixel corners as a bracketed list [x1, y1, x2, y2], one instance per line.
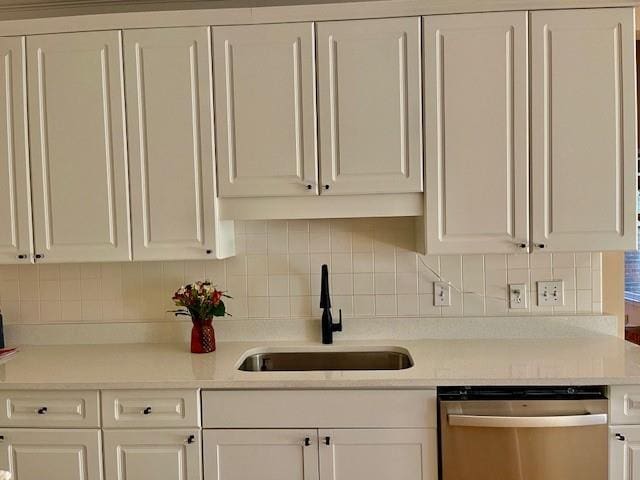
[202, 389, 437, 480]
[213, 23, 317, 198]
[0, 37, 31, 264]
[423, 12, 529, 254]
[204, 429, 319, 480]
[0, 428, 103, 480]
[124, 27, 233, 260]
[318, 428, 435, 480]
[104, 429, 202, 480]
[610, 426, 640, 480]
[27, 30, 131, 263]
[530, 8, 637, 252]
[316, 17, 422, 195]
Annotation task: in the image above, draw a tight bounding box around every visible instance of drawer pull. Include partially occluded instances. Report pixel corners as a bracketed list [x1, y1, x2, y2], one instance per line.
[37, 407, 47, 415]
[304, 437, 311, 446]
[324, 436, 331, 446]
[143, 406, 152, 415]
[616, 433, 626, 441]
[186, 435, 195, 444]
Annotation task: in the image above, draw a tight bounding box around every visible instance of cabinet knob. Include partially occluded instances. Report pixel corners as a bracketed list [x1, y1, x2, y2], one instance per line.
[535, 243, 545, 249]
[305, 184, 313, 190]
[34, 253, 44, 260]
[143, 406, 152, 415]
[616, 433, 626, 441]
[324, 436, 331, 445]
[187, 434, 196, 444]
[323, 185, 330, 190]
[304, 437, 311, 446]
[205, 249, 213, 255]
[37, 407, 47, 415]
[16, 254, 27, 260]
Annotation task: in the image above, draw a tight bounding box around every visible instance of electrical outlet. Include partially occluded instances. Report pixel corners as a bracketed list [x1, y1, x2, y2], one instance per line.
[537, 280, 564, 306]
[434, 282, 451, 306]
[509, 284, 527, 309]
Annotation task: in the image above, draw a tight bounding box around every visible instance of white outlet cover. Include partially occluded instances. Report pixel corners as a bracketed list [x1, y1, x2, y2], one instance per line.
[434, 282, 451, 306]
[537, 280, 564, 306]
[509, 283, 527, 309]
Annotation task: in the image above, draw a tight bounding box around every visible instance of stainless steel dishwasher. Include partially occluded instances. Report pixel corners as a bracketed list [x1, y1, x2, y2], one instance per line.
[438, 386, 608, 480]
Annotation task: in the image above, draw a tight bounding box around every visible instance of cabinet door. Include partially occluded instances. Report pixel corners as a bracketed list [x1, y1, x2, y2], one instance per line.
[531, 8, 637, 252]
[203, 429, 319, 480]
[318, 428, 436, 480]
[104, 429, 201, 480]
[317, 17, 422, 195]
[0, 37, 31, 264]
[213, 23, 317, 198]
[27, 30, 130, 263]
[610, 426, 640, 480]
[423, 12, 529, 254]
[0, 428, 102, 480]
[124, 27, 231, 260]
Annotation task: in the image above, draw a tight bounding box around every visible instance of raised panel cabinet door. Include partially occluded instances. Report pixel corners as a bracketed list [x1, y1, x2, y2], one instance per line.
[0, 428, 102, 480]
[27, 30, 130, 263]
[213, 23, 317, 197]
[203, 429, 319, 480]
[318, 428, 437, 480]
[316, 17, 422, 195]
[103, 429, 201, 480]
[423, 12, 529, 254]
[124, 27, 232, 261]
[0, 37, 31, 264]
[610, 426, 640, 480]
[531, 8, 637, 252]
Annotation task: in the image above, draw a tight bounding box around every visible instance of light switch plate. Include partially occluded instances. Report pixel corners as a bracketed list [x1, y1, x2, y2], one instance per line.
[509, 284, 527, 309]
[537, 280, 564, 306]
[434, 282, 451, 306]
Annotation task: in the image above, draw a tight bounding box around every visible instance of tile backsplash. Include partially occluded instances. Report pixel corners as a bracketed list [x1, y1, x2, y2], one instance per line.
[0, 218, 602, 325]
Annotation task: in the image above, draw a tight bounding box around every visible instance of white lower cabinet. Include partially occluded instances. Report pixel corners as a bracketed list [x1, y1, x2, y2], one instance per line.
[204, 429, 319, 480]
[610, 426, 640, 480]
[318, 428, 436, 480]
[103, 429, 202, 480]
[0, 428, 103, 480]
[204, 428, 435, 480]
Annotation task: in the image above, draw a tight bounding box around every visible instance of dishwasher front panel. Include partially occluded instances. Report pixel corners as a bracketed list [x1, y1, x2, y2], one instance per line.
[440, 399, 608, 480]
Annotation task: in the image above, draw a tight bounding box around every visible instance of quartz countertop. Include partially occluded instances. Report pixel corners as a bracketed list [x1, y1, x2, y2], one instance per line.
[2, 335, 640, 389]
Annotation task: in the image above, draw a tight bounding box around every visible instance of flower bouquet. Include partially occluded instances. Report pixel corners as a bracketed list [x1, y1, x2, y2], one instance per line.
[171, 281, 230, 353]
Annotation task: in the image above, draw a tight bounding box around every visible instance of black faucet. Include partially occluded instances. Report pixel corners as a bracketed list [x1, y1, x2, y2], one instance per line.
[320, 264, 342, 344]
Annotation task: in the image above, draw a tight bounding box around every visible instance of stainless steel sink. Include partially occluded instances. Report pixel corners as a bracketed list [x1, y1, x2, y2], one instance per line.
[238, 348, 413, 372]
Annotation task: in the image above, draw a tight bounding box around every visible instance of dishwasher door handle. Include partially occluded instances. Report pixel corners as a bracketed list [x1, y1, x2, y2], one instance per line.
[448, 413, 608, 428]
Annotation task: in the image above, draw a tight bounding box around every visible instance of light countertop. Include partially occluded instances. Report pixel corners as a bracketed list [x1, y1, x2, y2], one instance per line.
[2, 335, 640, 389]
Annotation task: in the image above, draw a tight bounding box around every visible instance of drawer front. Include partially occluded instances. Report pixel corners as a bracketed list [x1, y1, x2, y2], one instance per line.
[0, 390, 100, 428]
[202, 389, 436, 428]
[610, 386, 640, 424]
[102, 389, 200, 428]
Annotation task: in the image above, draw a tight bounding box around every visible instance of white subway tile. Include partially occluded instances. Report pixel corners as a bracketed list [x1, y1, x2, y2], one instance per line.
[397, 294, 419, 316]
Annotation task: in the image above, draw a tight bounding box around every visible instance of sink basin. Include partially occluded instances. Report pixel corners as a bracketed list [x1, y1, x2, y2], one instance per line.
[237, 347, 413, 372]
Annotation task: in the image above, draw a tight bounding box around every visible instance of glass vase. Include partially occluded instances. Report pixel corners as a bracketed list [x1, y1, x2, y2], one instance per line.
[190, 317, 216, 353]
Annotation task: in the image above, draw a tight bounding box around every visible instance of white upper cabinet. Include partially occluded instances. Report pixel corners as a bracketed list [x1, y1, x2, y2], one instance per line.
[423, 12, 529, 254]
[316, 17, 423, 195]
[124, 27, 233, 260]
[213, 23, 317, 198]
[27, 30, 131, 263]
[530, 7, 637, 252]
[0, 37, 31, 264]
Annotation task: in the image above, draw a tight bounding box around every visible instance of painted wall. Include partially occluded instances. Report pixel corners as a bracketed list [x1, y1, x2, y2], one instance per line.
[0, 218, 602, 326]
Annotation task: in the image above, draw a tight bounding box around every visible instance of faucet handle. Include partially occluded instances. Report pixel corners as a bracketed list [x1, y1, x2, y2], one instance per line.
[333, 309, 343, 332]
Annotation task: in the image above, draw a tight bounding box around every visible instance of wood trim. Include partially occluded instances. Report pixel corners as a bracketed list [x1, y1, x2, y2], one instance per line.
[603, 251, 626, 337]
[0, 0, 637, 35]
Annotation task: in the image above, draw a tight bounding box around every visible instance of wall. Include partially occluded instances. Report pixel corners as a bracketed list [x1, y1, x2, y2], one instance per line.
[0, 218, 603, 326]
